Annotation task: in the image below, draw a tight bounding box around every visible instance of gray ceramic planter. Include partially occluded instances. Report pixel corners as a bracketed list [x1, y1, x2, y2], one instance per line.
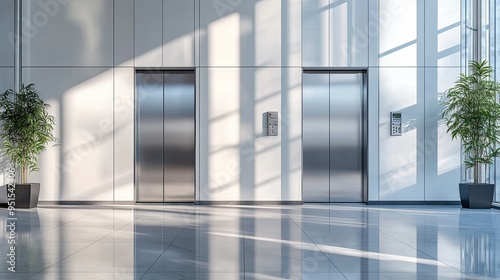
[1, 183, 40, 209]
[459, 183, 494, 209]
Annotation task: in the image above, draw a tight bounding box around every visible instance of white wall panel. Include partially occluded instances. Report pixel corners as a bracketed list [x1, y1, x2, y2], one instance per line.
[425, 0, 461, 67]
[114, 68, 134, 201]
[379, 67, 425, 200]
[200, 67, 292, 201]
[281, 68, 302, 201]
[22, 0, 113, 67]
[163, 0, 195, 67]
[367, 0, 380, 201]
[0, 0, 14, 67]
[438, 0, 461, 67]
[114, 0, 134, 66]
[252, 68, 281, 200]
[379, 0, 424, 67]
[368, 67, 379, 201]
[199, 67, 241, 200]
[282, 0, 302, 67]
[253, 0, 281, 67]
[200, 0, 283, 67]
[135, 0, 163, 67]
[302, 0, 329, 67]
[424, 67, 460, 200]
[24, 68, 113, 201]
[203, 12, 241, 67]
[195, 1, 200, 67]
[368, 0, 379, 67]
[330, 0, 369, 67]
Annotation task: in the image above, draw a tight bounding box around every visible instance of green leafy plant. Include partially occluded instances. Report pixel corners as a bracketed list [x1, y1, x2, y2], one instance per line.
[442, 60, 500, 184]
[0, 83, 57, 184]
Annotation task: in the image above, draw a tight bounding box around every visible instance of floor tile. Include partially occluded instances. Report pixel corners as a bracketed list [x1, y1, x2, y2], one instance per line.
[140, 272, 244, 280]
[244, 272, 347, 280]
[28, 272, 136, 280]
[0, 273, 38, 280]
[343, 272, 475, 280]
[0, 205, 498, 279]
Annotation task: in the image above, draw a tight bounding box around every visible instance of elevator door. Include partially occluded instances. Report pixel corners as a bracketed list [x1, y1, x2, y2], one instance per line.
[136, 71, 195, 202]
[303, 71, 365, 202]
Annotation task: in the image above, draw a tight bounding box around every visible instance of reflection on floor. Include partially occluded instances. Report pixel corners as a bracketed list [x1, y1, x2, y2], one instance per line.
[0, 204, 499, 279]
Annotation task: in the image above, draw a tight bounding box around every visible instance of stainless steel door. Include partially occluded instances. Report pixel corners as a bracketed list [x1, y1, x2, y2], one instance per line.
[329, 73, 363, 202]
[303, 72, 330, 202]
[136, 71, 195, 203]
[303, 71, 365, 202]
[136, 72, 164, 202]
[163, 72, 195, 202]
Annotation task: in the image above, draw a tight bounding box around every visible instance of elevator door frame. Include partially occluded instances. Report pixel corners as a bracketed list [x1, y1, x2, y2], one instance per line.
[302, 70, 368, 203]
[134, 69, 197, 203]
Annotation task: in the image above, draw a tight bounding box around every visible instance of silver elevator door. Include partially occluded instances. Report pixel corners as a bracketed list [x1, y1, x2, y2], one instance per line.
[303, 72, 365, 202]
[136, 71, 195, 202]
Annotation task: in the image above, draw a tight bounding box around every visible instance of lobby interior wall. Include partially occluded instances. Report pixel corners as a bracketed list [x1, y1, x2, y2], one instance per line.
[13, 0, 302, 202]
[377, 0, 461, 201]
[302, 0, 462, 202]
[21, 0, 115, 201]
[0, 0, 464, 202]
[198, 0, 302, 201]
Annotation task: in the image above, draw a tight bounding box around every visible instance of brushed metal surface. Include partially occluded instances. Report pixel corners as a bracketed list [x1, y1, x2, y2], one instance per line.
[303, 71, 365, 202]
[136, 71, 195, 202]
[136, 72, 164, 202]
[303, 72, 330, 202]
[329, 73, 363, 202]
[163, 72, 195, 202]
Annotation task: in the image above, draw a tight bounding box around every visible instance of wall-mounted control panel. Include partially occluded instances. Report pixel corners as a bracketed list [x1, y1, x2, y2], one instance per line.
[267, 111, 279, 136]
[390, 112, 402, 136]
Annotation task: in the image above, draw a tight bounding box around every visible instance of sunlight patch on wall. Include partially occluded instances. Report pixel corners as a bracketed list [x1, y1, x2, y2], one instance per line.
[36, 99, 61, 200]
[164, 33, 195, 66]
[331, 2, 348, 66]
[379, 0, 417, 66]
[254, 69, 281, 200]
[255, 0, 281, 66]
[208, 13, 241, 66]
[62, 69, 113, 200]
[380, 129, 418, 198]
[208, 68, 241, 200]
[134, 45, 163, 67]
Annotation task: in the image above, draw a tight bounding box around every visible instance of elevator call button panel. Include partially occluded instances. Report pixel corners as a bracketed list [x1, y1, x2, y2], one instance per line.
[267, 111, 279, 136]
[390, 112, 402, 136]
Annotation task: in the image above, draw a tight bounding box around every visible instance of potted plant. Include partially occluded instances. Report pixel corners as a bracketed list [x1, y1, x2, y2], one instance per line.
[0, 83, 57, 208]
[441, 60, 500, 209]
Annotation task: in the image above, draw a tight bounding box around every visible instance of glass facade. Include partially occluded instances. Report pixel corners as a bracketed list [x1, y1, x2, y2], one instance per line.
[461, 0, 500, 203]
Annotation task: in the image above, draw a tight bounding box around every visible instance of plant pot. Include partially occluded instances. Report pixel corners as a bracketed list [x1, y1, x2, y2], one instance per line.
[459, 183, 494, 209]
[0, 185, 6, 206]
[0, 183, 40, 209]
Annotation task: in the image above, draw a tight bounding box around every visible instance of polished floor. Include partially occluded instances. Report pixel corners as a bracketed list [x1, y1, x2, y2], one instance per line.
[0, 204, 499, 279]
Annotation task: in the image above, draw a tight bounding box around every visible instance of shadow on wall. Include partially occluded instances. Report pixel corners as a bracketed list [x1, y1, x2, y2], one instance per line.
[199, 0, 301, 201]
[378, 0, 461, 200]
[2, 0, 302, 202]
[14, 0, 118, 200]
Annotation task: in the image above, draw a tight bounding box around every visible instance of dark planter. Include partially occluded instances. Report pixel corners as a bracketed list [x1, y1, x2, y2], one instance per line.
[0, 183, 40, 209]
[459, 183, 494, 209]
